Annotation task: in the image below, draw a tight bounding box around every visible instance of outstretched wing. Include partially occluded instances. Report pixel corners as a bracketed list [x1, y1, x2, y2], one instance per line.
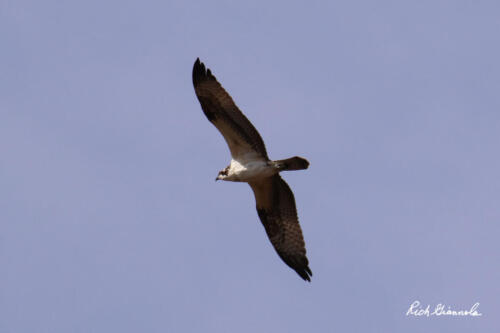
[192, 58, 268, 160]
[249, 175, 312, 281]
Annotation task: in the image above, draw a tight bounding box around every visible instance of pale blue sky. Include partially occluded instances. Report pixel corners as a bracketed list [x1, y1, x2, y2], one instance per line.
[1, 1, 499, 332]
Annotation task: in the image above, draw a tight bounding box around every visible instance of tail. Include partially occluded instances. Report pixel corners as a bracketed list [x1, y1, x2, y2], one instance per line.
[272, 156, 310, 171]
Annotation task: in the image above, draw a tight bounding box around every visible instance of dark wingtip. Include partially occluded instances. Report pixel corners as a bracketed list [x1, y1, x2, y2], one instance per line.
[192, 58, 216, 86]
[296, 265, 313, 282]
[283, 254, 312, 282]
[192, 58, 204, 86]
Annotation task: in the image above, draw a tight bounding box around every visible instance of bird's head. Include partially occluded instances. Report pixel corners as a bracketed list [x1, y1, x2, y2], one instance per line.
[215, 167, 229, 181]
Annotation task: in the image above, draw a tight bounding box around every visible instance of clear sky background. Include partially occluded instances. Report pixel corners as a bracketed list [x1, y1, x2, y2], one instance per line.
[1, 1, 499, 332]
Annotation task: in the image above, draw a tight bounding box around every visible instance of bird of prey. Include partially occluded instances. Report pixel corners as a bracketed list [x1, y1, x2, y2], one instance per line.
[192, 58, 312, 281]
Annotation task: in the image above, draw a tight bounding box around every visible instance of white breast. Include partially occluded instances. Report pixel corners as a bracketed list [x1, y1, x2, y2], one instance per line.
[226, 157, 276, 182]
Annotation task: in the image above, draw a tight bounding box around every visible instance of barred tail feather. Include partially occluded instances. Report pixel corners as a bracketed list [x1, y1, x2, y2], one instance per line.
[273, 156, 309, 171]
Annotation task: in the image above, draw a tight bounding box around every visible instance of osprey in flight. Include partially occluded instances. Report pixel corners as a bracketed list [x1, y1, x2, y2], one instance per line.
[192, 58, 312, 281]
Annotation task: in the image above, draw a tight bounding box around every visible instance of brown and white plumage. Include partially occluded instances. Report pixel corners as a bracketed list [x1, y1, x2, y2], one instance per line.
[192, 58, 268, 161]
[250, 175, 312, 281]
[192, 58, 312, 281]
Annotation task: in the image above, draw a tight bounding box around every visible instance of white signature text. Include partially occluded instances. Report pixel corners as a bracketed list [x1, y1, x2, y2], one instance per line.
[406, 300, 482, 317]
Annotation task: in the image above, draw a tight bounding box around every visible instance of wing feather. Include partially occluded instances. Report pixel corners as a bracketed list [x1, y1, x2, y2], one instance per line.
[249, 175, 312, 281]
[192, 58, 268, 160]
